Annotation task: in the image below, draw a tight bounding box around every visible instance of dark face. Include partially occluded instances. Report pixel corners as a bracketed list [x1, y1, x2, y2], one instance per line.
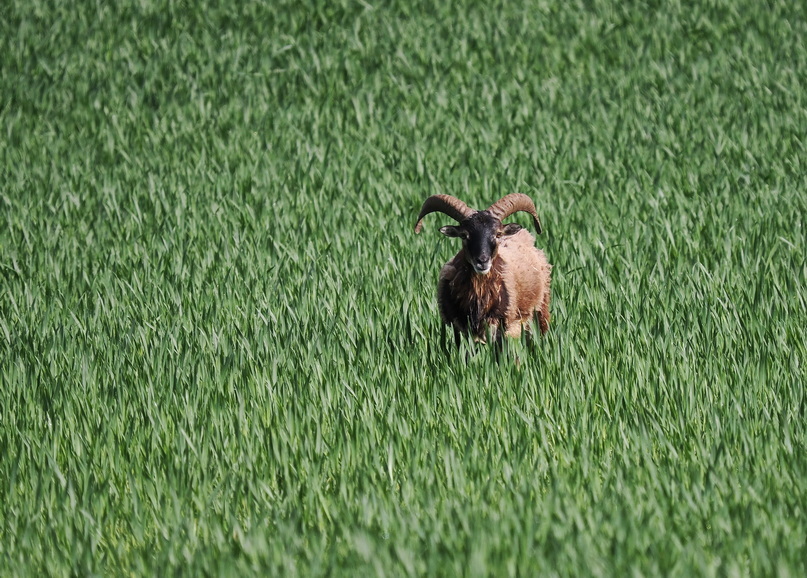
[440, 212, 522, 275]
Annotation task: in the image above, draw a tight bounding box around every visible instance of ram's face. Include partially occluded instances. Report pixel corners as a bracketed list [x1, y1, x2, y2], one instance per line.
[440, 212, 522, 275]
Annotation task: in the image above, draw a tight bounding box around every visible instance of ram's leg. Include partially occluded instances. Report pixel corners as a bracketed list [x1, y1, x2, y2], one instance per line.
[439, 322, 463, 355]
[523, 319, 537, 350]
[536, 295, 550, 335]
[439, 322, 449, 355]
[486, 321, 505, 362]
[504, 320, 523, 339]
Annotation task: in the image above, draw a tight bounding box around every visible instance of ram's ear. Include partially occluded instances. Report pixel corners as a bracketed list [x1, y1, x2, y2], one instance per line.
[500, 223, 523, 236]
[439, 225, 465, 238]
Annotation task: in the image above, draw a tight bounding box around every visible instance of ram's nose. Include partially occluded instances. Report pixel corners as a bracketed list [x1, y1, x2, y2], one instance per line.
[473, 260, 492, 275]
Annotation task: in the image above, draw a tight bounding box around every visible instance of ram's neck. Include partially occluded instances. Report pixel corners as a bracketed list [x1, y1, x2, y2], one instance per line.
[452, 254, 503, 309]
[469, 261, 504, 294]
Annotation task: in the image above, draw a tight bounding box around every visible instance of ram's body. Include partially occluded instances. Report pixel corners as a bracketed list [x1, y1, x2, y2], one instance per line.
[415, 193, 552, 345]
[437, 229, 551, 341]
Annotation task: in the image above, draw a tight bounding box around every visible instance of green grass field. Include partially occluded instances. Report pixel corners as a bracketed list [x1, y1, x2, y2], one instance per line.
[2, 0, 806, 575]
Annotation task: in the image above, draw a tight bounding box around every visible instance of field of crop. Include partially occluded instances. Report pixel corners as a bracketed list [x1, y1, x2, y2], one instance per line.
[1, 0, 806, 575]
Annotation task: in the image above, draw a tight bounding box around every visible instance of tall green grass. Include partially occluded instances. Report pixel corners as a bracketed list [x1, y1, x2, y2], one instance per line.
[1, 0, 805, 575]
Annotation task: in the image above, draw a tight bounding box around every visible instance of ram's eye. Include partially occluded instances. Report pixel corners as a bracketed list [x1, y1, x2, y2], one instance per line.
[495, 231, 503, 239]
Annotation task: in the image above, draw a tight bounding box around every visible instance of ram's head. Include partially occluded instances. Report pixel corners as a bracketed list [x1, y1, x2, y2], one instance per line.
[414, 193, 543, 275]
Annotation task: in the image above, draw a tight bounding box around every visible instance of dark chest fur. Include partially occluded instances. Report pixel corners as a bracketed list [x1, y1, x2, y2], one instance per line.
[445, 258, 510, 336]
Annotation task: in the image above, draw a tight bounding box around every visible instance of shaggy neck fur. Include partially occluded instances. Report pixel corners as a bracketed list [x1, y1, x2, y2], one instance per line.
[452, 252, 509, 336]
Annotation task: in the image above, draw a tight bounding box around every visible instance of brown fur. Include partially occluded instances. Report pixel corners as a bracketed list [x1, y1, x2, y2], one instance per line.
[437, 229, 551, 342]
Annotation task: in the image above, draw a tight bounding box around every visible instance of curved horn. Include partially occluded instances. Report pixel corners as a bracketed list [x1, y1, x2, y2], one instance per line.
[414, 194, 476, 233]
[487, 193, 543, 234]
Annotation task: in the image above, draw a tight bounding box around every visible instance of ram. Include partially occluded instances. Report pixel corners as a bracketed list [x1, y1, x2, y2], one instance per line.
[415, 193, 551, 344]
